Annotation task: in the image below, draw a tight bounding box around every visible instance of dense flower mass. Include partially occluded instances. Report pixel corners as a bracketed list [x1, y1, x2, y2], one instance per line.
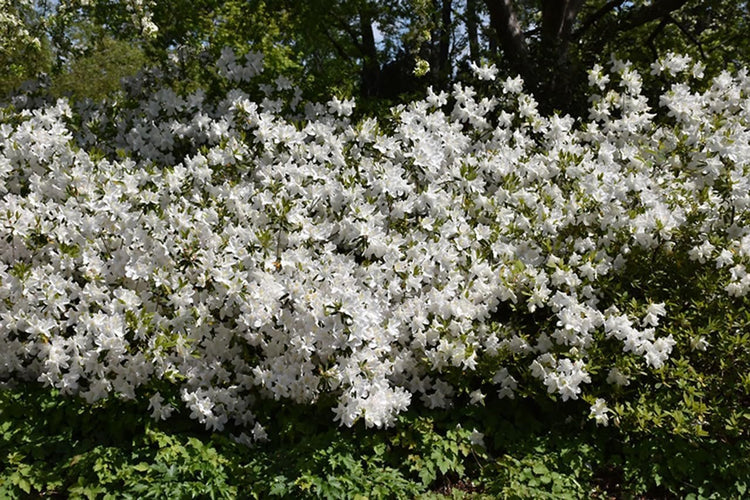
[1, 51, 749, 438]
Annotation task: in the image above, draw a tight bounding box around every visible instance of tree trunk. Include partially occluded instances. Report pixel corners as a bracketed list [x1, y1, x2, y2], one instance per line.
[482, 0, 693, 114]
[437, 0, 452, 86]
[483, 0, 531, 80]
[539, 0, 585, 112]
[541, 0, 584, 62]
[466, 0, 480, 62]
[359, 5, 380, 98]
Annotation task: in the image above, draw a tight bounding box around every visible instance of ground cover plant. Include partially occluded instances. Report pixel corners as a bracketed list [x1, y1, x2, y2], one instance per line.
[1, 49, 749, 497]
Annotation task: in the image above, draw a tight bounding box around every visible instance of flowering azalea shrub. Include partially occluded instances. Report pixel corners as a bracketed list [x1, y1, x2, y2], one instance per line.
[1, 51, 749, 443]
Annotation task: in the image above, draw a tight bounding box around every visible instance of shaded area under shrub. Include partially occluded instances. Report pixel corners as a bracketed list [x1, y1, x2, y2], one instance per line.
[1, 384, 747, 498]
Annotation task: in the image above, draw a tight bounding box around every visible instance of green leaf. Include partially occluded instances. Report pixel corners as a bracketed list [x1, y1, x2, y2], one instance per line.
[532, 463, 549, 476]
[737, 482, 747, 496]
[17, 477, 31, 494]
[654, 472, 662, 486]
[269, 476, 289, 496]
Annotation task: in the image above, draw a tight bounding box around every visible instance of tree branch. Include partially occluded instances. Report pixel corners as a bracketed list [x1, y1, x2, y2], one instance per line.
[574, 0, 627, 39]
[647, 17, 669, 60]
[324, 30, 354, 63]
[336, 19, 365, 54]
[618, 0, 690, 32]
[542, 0, 585, 43]
[667, 14, 707, 59]
[540, 0, 585, 63]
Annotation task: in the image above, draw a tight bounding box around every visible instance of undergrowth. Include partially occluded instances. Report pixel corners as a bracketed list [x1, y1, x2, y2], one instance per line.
[1, 382, 747, 499]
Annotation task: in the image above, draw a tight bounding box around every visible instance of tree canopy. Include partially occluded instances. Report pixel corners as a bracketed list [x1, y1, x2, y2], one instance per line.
[2, 0, 749, 114]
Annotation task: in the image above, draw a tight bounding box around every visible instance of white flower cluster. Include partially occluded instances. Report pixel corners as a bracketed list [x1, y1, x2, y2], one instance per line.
[124, 0, 159, 37]
[470, 62, 499, 81]
[217, 48, 264, 83]
[1, 53, 749, 435]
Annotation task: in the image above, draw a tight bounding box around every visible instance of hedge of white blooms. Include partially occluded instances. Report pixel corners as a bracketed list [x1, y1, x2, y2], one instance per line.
[1, 51, 749, 442]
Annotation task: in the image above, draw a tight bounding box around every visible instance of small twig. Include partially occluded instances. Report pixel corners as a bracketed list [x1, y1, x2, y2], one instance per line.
[324, 30, 355, 63]
[647, 18, 669, 61]
[274, 229, 283, 271]
[667, 14, 707, 60]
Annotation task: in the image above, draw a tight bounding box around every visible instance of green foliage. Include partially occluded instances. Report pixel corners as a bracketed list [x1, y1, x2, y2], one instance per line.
[390, 416, 480, 487]
[51, 37, 148, 102]
[1, 5, 750, 498]
[2, 380, 747, 498]
[3, 1, 749, 115]
[0, 1, 52, 97]
[0, 387, 422, 498]
[0, 385, 234, 498]
[481, 436, 598, 498]
[585, 236, 750, 441]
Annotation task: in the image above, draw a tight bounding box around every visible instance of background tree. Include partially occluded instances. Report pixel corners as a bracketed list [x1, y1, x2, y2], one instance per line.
[0, 0, 51, 95]
[2, 0, 749, 116]
[482, 0, 750, 114]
